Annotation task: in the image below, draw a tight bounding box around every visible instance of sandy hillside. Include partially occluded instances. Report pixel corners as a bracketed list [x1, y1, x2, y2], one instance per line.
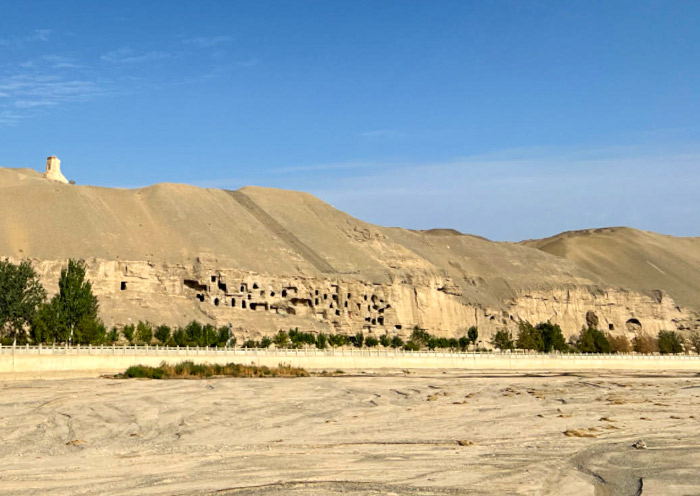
[0, 169, 700, 305]
[524, 227, 700, 310]
[1, 372, 699, 495]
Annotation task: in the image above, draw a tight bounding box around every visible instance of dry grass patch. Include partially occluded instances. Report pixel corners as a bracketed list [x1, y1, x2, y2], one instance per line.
[117, 361, 309, 379]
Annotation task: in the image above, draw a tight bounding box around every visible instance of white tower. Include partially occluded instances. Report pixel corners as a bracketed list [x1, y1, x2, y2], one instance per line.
[45, 156, 68, 184]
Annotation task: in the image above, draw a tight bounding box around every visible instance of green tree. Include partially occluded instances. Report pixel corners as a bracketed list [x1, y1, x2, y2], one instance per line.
[490, 329, 515, 351]
[172, 327, 187, 346]
[516, 322, 543, 351]
[30, 301, 59, 344]
[632, 333, 659, 354]
[365, 335, 379, 347]
[658, 330, 684, 354]
[0, 259, 46, 344]
[576, 326, 611, 353]
[316, 333, 328, 349]
[123, 324, 135, 344]
[352, 331, 364, 348]
[273, 330, 290, 348]
[390, 335, 404, 348]
[216, 326, 234, 347]
[537, 322, 568, 352]
[607, 333, 632, 353]
[136, 321, 153, 344]
[202, 324, 217, 347]
[688, 332, 700, 354]
[259, 336, 272, 348]
[467, 326, 479, 349]
[403, 340, 420, 351]
[73, 316, 106, 345]
[410, 326, 430, 348]
[154, 325, 171, 344]
[53, 259, 99, 344]
[328, 333, 347, 347]
[107, 327, 119, 343]
[185, 321, 203, 345]
[379, 334, 391, 347]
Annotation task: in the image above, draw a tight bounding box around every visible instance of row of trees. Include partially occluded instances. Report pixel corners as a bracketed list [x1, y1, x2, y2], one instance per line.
[490, 321, 699, 355]
[107, 323, 481, 351]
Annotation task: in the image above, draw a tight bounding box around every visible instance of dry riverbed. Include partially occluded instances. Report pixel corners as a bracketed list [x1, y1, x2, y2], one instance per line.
[1, 370, 700, 495]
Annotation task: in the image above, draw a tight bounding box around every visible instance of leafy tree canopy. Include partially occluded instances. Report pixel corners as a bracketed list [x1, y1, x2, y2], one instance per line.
[0, 259, 46, 344]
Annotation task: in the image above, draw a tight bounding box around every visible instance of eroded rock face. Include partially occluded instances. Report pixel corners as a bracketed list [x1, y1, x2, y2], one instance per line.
[27, 258, 699, 342]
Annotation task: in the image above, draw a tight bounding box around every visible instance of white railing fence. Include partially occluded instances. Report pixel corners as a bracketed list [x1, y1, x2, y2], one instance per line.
[1, 343, 699, 361]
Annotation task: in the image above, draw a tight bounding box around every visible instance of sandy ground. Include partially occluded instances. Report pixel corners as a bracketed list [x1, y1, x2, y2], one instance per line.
[1, 370, 700, 495]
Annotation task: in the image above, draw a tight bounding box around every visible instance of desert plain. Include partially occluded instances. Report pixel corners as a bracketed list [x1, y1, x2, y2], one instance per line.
[1, 370, 700, 495]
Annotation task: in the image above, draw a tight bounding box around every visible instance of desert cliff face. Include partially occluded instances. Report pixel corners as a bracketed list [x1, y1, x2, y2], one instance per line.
[22, 257, 698, 342]
[2, 166, 699, 341]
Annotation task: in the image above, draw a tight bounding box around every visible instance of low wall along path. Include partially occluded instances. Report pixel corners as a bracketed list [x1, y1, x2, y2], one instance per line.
[1, 345, 700, 379]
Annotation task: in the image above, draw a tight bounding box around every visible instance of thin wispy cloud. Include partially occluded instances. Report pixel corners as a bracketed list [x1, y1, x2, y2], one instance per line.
[42, 55, 84, 69]
[101, 47, 172, 64]
[0, 74, 104, 122]
[268, 160, 390, 174]
[360, 129, 405, 139]
[0, 29, 51, 46]
[182, 35, 231, 48]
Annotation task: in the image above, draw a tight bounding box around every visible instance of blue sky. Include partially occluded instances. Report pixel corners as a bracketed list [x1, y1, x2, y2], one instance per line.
[1, 0, 699, 240]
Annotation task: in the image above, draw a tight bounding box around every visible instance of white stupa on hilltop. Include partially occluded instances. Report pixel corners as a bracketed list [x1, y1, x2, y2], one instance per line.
[44, 156, 68, 184]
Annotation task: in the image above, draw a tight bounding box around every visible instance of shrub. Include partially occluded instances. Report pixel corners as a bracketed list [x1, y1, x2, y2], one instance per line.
[657, 330, 684, 354]
[259, 336, 272, 348]
[365, 335, 379, 347]
[632, 333, 659, 354]
[576, 327, 611, 353]
[351, 332, 364, 348]
[490, 329, 514, 351]
[316, 333, 328, 349]
[607, 333, 632, 353]
[458, 335, 470, 351]
[379, 334, 391, 347]
[390, 335, 404, 348]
